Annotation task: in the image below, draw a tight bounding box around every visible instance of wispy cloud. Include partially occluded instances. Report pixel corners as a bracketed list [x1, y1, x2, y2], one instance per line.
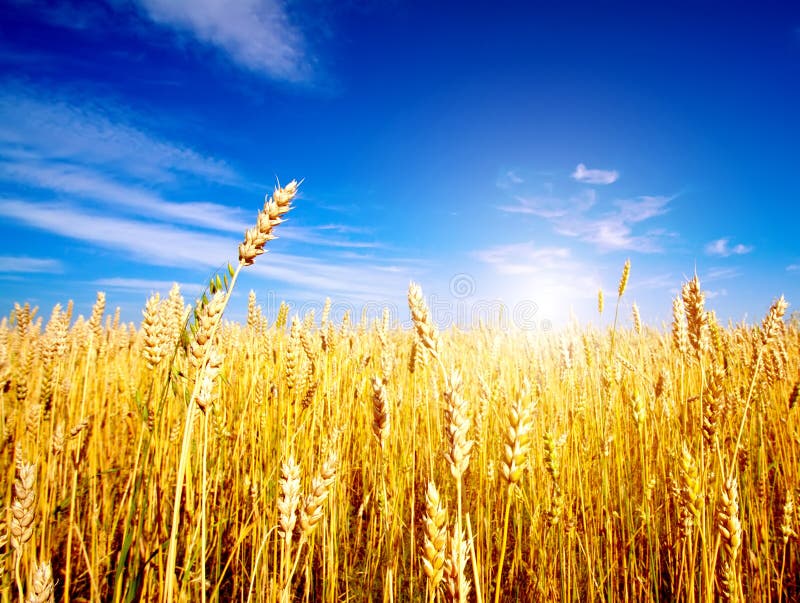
[702, 267, 741, 282]
[496, 170, 524, 189]
[705, 237, 754, 257]
[0, 199, 232, 268]
[0, 86, 238, 186]
[132, 0, 309, 81]
[0, 161, 249, 232]
[0, 256, 63, 274]
[280, 225, 379, 249]
[0, 198, 416, 302]
[632, 272, 676, 291]
[787, 264, 799, 272]
[554, 196, 673, 253]
[92, 277, 203, 296]
[499, 189, 596, 219]
[497, 166, 672, 253]
[473, 241, 572, 275]
[705, 288, 728, 300]
[571, 163, 619, 185]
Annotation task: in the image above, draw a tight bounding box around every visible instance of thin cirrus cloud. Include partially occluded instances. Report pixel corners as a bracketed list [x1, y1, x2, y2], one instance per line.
[704, 238, 754, 257]
[571, 163, 619, 185]
[499, 189, 597, 219]
[132, 0, 310, 81]
[497, 164, 673, 253]
[0, 97, 376, 248]
[0, 84, 401, 309]
[0, 161, 251, 233]
[0, 86, 238, 186]
[472, 241, 573, 275]
[0, 86, 382, 248]
[699, 267, 741, 284]
[556, 195, 674, 253]
[499, 179, 674, 253]
[0, 256, 63, 274]
[92, 277, 204, 296]
[0, 198, 416, 301]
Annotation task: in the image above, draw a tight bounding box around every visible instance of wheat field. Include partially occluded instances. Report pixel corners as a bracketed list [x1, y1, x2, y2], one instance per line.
[1, 182, 798, 602]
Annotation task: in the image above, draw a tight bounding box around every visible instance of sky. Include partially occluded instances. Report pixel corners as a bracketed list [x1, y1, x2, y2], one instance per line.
[1, 0, 798, 330]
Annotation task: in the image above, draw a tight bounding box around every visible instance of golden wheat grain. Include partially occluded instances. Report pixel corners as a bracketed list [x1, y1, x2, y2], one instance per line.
[678, 442, 701, 538]
[501, 394, 533, 486]
[632, 302, 642, 336]
[141, 292, 165, 369]
[277, 455, 302, 543]
[682, 275, 709, 356]
[422, 480, 448, 592]
[193, 349, 222, 413]
[239, 180, 298, 266]
[716, 475, 742, 602]
[443, 371, 473, 482]
[408, 282, 440, 362]
[9, 445, 36, 553]
[672, 294, 689, 356]
[87, 291, 106, 353]
[26, 560, 54, 603]
[702, 363, 726, 446]
[15, 346, 34, 404]
[285, 316, 300, 391]
[298, 451, 338, 538]
[618, 258, 631, 297]
[443, 521, 470, 603]
[190, 291, 226, 367]
[371, 376, 390, 451]
[780, 493, 796, 545]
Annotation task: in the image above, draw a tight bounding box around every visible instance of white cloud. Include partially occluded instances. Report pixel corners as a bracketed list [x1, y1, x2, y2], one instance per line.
[0, 256, 63, 274]
[633, 273, 675, 291]
[93, 278, 203, 296]
[705, 288, 728, 300]
[614, 196, 671, 223]
[499, 189, 596, 219]
[552, 196, 674, 253]
[0, 198, 417, 302]
[571, 163, 619, 185]
[496, 170, 524, 189]
[702, 267, 741, 282]
[497, 165, 672, 253]
[788, 264, 799, 272]
[280, 225, 379, 249]
[0, 161, 249, 233]
[0, 199, 232, 268]
[0, 86, 238, 185]
[133, 0, 309, 80]
[473, 241, 572, 275]
[705, 238, 754, 257]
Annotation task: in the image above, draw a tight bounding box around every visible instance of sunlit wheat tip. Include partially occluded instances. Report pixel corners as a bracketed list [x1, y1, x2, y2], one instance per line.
[618, 258, 630, 297]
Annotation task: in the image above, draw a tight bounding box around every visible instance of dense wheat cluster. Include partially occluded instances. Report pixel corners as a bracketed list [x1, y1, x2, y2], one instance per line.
[1, 184, 799, 602]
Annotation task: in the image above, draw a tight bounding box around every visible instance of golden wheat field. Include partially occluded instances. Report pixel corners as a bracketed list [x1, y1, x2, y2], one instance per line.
[1, 182, 798, 603]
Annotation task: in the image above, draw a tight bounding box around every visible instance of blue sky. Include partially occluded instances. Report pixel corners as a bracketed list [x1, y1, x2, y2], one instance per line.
[1, 0, 798, 329]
